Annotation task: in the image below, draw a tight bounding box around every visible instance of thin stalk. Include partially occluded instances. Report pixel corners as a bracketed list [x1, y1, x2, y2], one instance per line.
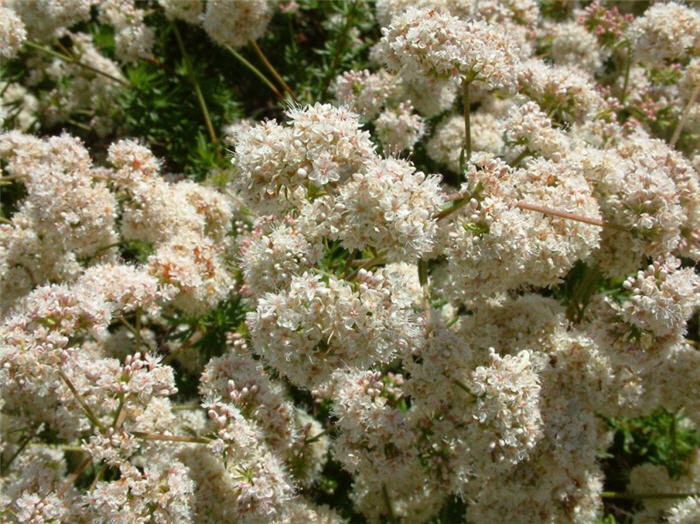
[251, 41, 297, 102]
[304, 430, 328, 445]
[67, 119, 92, 132]
[89, 464, 107, 491]
[602, 491, 700, 500]
[163, 330, 203, 365]
[172, 403, 202, 411]
[511, 148, 531, 167]
[131, 431, 211, 444]
[1, 426, 39, 474]
[671, 411, 678, 469]
[24, 41, 128, 87]
[346, 255, 386, 280]
[0, 174, 27, 182]
[516, 202, 624, 230]
[226, 45, 283, 99]
[135, 308, 142, 351]
[435, 197, 470, 221]
[172, 23, 222, 161]
[58, 369, 106, 432]
[15, 263, 37, 287]
[382, 484, 397, 523]
[620, 44, 632, 105]
[28, 443, 84, 453]
[453, 379, 477, 398]
[670, 80, 700, 148]
[55, 455, 92, 498]
[322, 2, 357, 98]
[119, 315, 156, 352]
[462, 78, 472, 164]
[112, 394, 128, 430]
[341, 250, 358, 278]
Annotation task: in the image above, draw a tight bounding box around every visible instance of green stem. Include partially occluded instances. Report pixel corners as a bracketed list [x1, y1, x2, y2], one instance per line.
[435, 197, 470, 221]
[172, 23, 222, 161]
[28, 443, 84, 453]
[345, 255, 386, 280]
[602, 491, 699, 500]
[226, 45, 283, 99]
[89, 464, 107, 491]
[322, 2, 357, 98]
[382, 484, 397, 523]
[119, 315, 156, 352]
[671, 410, 678, 469]
[135, 308, 142, 351]
[620, 43, 632, 105]
[1, 426, 39, 475]
[131, 431, 211, 444]
[515, 202, 611, 228]
[511, 148, 531, 167]
[671, 79, 700, 148]
[304, 430, 328, 445]
[462, 77, 472, 165]
[58, 369, 106, 432]
[453, 379, 478, 398]
[251, 40, 297, 102]
[55, 455, 92, 498]
[24, 40, 128, 87]
[67, 119, 92, 132]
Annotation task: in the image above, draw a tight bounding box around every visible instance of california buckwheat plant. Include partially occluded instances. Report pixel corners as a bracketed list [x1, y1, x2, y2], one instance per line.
[2, 1, 700, 523]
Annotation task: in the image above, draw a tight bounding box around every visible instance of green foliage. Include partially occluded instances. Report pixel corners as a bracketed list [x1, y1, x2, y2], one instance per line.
[265, 0, 378, 103]
[604, 410, 700, 479]
[164, 295, 248, 400]
[601, 410, 700, 520]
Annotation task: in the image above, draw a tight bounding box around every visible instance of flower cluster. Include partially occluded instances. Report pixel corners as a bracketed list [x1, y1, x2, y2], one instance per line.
[2, 1, 700, 523]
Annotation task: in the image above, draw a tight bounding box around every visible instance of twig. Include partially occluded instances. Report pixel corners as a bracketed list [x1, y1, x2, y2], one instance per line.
[172, 23, 222, 161]
[24, 40, 128, 87]
[1, 425, 40, 475]
[620, 44, 632, 105]
[382, 484, 397, 523]
[462, 77, 472, 164]
[0, 174, 28, 182]
[602, 491, 700, 500]
[345, 256, 386, 280]
[304, 430, 328, 445]
[55, 455, 92, 498]
[131, 431, 211, 444]
[435, 198, 470, 221]
[58, 369, 106, 431]
[453, 379, 478, 398]
[510, 148, 531, 167]
[119, 315, 156, 353]
[226, 45, 283, 99]
[89, 464, 107, 491]
[515, 202, 624, 230]
[670, 80, 700, 148]
[251, 41, 297, 102]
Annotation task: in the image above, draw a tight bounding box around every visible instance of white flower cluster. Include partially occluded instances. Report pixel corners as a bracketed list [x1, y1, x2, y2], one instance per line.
[0, 6, 26, 61]
[248, 270, 418, 388]
[374, 6, 521, 90]
[628, 2, 700, 65]
[203, 0, 277, 49]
